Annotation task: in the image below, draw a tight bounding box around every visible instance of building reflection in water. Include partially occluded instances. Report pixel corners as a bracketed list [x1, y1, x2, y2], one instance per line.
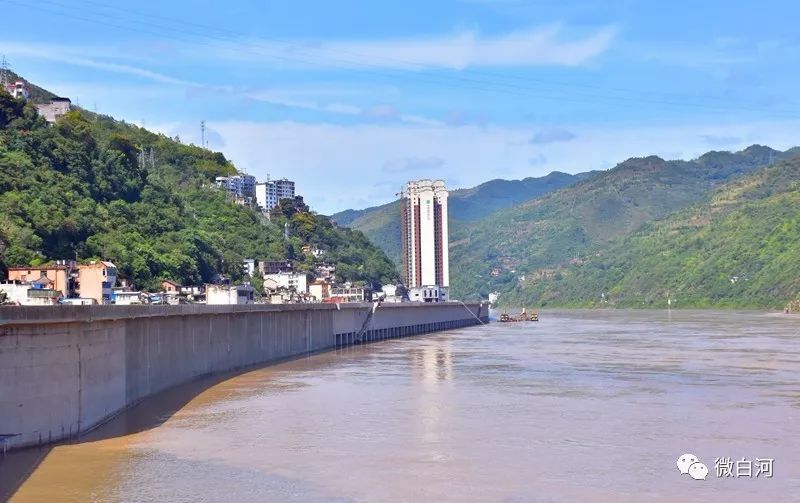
[408, 339, 454, 461]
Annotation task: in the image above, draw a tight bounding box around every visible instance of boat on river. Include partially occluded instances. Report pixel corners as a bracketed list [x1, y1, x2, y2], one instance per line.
[499, 308, 539, 322]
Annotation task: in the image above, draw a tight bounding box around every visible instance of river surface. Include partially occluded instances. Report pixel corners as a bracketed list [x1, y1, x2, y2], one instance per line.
[7, 310, 800, 502]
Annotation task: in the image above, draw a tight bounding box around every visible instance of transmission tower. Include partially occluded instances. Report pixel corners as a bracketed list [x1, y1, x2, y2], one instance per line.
[201, 120, 206, 148]
[0, 55, 9, 87]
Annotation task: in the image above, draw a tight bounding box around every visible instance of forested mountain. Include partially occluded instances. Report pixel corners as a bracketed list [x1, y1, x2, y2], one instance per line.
[331, 170, 592, 264]
[502, 156, 800, 308]
[450, 145, 800, 302]
[0, 88, 396, 291]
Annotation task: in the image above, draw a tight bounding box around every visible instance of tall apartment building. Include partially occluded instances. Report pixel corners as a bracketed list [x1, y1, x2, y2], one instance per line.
[275, 178, 295, 200]
[215, 174, 256, 199]
[255, 182, 277, 211]
[400, 180, 449, 300]
[255, 178, 295, 211]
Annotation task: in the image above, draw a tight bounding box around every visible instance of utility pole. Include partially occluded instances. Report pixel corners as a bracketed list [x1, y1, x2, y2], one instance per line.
[201, 120, 206, 148]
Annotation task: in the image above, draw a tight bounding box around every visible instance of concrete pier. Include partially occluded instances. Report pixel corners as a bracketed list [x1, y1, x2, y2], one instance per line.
[0, 302, 487, 451]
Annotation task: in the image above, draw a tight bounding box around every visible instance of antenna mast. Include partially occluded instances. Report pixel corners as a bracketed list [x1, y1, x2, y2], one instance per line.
[201, 120, 206, 148]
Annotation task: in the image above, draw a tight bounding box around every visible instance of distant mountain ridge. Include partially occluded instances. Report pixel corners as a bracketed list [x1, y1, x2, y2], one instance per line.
[449, 145, 800, 301]
[502, 155, 800, 308]
[330, 170, 593, 264]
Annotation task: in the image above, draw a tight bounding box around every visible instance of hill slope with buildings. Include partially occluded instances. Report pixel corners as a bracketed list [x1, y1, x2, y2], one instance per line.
[0, 87, 396, 293]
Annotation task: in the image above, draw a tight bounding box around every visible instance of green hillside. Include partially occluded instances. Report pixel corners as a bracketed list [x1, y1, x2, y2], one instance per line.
[2, 70, 58, 104]
[450, 145, 799, 300]
[0, 89, 396, 291]
[503, 157, 800, 308]
[330, 171, 591, 264]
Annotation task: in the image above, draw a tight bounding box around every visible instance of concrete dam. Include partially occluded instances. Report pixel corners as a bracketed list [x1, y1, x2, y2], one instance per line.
[0, 302, 487, 451]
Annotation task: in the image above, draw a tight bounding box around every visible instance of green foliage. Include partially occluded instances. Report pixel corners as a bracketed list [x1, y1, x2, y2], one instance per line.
[501, 157, 800, 308]
[0, 90, 397, 291]
[449, 146, 798, 303]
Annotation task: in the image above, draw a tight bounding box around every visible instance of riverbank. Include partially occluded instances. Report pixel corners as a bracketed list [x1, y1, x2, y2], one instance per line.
[0, 302, 488, 453]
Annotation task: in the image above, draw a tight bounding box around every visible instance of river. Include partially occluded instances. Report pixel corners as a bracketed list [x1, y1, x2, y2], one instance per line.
[6, 310, 800, 502]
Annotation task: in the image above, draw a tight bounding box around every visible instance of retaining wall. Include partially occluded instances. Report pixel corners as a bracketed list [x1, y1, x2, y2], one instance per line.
[0, 302, 487, 450]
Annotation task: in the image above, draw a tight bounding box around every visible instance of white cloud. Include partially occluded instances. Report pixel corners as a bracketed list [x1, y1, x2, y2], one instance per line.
[1, 41, 197, 86]
[244, 89, 444, 125]
[204, 24, 617, 69]
[150, 119, 800, 214]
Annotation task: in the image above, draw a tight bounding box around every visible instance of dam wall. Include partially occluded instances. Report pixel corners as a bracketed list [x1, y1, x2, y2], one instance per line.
[0, 302, 487, 451]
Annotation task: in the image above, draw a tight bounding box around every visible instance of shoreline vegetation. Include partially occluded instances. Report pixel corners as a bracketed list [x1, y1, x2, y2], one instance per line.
[0, 88, 397, 292]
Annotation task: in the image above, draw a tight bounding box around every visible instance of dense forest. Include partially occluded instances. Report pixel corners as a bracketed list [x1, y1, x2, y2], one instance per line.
[502, 157, 800, 308]
[0, 89, 397, 291]
[442, 146, 799, 304]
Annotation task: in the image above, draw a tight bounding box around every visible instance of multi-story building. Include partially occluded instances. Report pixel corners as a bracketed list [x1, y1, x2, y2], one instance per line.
[6, 262, 74, 297]
[275, 178, 295, 200]
[259, 261, 293, 275]
[35, 97, 71, 123]
[308, 279, 331, 302]
[255, 182, 278, 211]
[255, 178, 295, 212]
[5, 80, 29, 100]
[400, 179, 449, 301]
[264, 271, 308, 293]
[215, 174, 256, 199]
[76, 261, 117, 305]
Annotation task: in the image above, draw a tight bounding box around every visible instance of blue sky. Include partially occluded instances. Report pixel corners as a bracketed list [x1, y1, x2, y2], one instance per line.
[3, 0, 800, 213]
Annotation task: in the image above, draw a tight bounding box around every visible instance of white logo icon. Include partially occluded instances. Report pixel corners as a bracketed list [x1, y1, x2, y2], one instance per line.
[689, 461, 709, 480]
[677, 453, 708, 480]
[676, 453, 698, 475]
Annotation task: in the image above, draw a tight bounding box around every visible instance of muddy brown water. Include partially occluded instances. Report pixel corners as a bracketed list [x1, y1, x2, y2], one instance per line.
[5, 310, 800, 502]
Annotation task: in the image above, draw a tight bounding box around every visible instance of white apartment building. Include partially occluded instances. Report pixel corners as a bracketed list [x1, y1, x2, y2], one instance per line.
[400, 179, 449, 299]
[263, 271, 308, 293]
[255, 182, 277, 211]
[255, 178, 295, 211]
[6, 80, 29, 100]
